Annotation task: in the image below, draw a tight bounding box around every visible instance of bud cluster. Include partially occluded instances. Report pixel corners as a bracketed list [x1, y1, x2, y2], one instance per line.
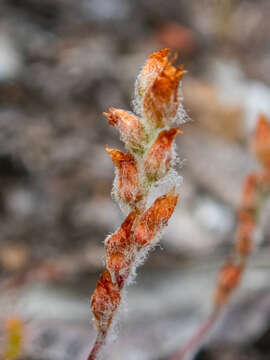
[88, 49, 186, 359]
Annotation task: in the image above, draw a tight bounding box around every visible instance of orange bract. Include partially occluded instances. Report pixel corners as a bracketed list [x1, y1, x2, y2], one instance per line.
[104, 108, 145, 151]
[106, 147, 141, 205]
[143, 52, 186, 127]
[105, 211, 136, 254]
[105, 211, 137, 288]
[134, 189, 179, 246]
[138, 48, 171, 98]
[91, 270, 121, 331]
[145, 128, 182, 180]
[152, 55, 186, 103]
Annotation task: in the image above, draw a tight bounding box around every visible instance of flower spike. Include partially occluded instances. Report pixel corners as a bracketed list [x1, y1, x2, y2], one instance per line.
[89, 49, 187, 360]
[171, 114, 270, 360]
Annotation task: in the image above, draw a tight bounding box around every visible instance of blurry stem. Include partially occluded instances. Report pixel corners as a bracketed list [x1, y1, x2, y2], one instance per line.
[170, 307, 220, 360]
[88, 330, 107, 360]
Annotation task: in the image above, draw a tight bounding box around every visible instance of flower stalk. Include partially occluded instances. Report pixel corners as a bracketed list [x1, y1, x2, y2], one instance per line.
[172, 114, 270, 360]
[88, 49, 187, 359]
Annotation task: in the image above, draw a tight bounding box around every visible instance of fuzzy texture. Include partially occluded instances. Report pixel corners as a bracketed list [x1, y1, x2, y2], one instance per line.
[88, 49, 186, 360]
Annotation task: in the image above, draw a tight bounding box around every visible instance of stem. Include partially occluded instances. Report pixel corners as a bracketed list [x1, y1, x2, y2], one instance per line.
[170, 307, 220, 360]
[88, 330, 107, 360]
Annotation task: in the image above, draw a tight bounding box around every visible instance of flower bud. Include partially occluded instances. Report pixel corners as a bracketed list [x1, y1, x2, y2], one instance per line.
[137, 49, 186, 128]
[144, 128, 182, 181]
[251, 114, 270, 168]
[105, 211, 136, 254]
[105, 212, 136, 288]
[133, 188, 179, 247]
[106, 147, 141, 206]
[135, 48, 171, 105]
[103, 108, 146, 153]
[91, 269, 121, 331]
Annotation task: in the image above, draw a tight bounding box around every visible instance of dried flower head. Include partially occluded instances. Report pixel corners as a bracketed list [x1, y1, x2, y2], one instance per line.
[88, 49, 186, 360]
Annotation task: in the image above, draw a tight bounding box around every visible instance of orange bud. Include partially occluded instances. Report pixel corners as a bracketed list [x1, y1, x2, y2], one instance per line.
[133, 189, 179, 246]
[103, 108, 146, 152]
[91, 269, 121, 331]
[143, 52, 186, 127]
[251, 114, 270, 168]
[215, 262, 243, 307]
[144, 128, 182, 181]
[137, 48, 171, 101]
[105, 212, 136, 288]
[105, 211, 136, 254]
[106, 147, 141, 205]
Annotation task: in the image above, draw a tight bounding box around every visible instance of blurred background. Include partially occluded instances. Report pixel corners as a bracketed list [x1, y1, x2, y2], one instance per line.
[0, 0, 270, 359]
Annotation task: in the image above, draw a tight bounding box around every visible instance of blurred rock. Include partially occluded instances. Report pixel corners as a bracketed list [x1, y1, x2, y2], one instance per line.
[0, 243, 29, 271]
[0, 33, 22, 81]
